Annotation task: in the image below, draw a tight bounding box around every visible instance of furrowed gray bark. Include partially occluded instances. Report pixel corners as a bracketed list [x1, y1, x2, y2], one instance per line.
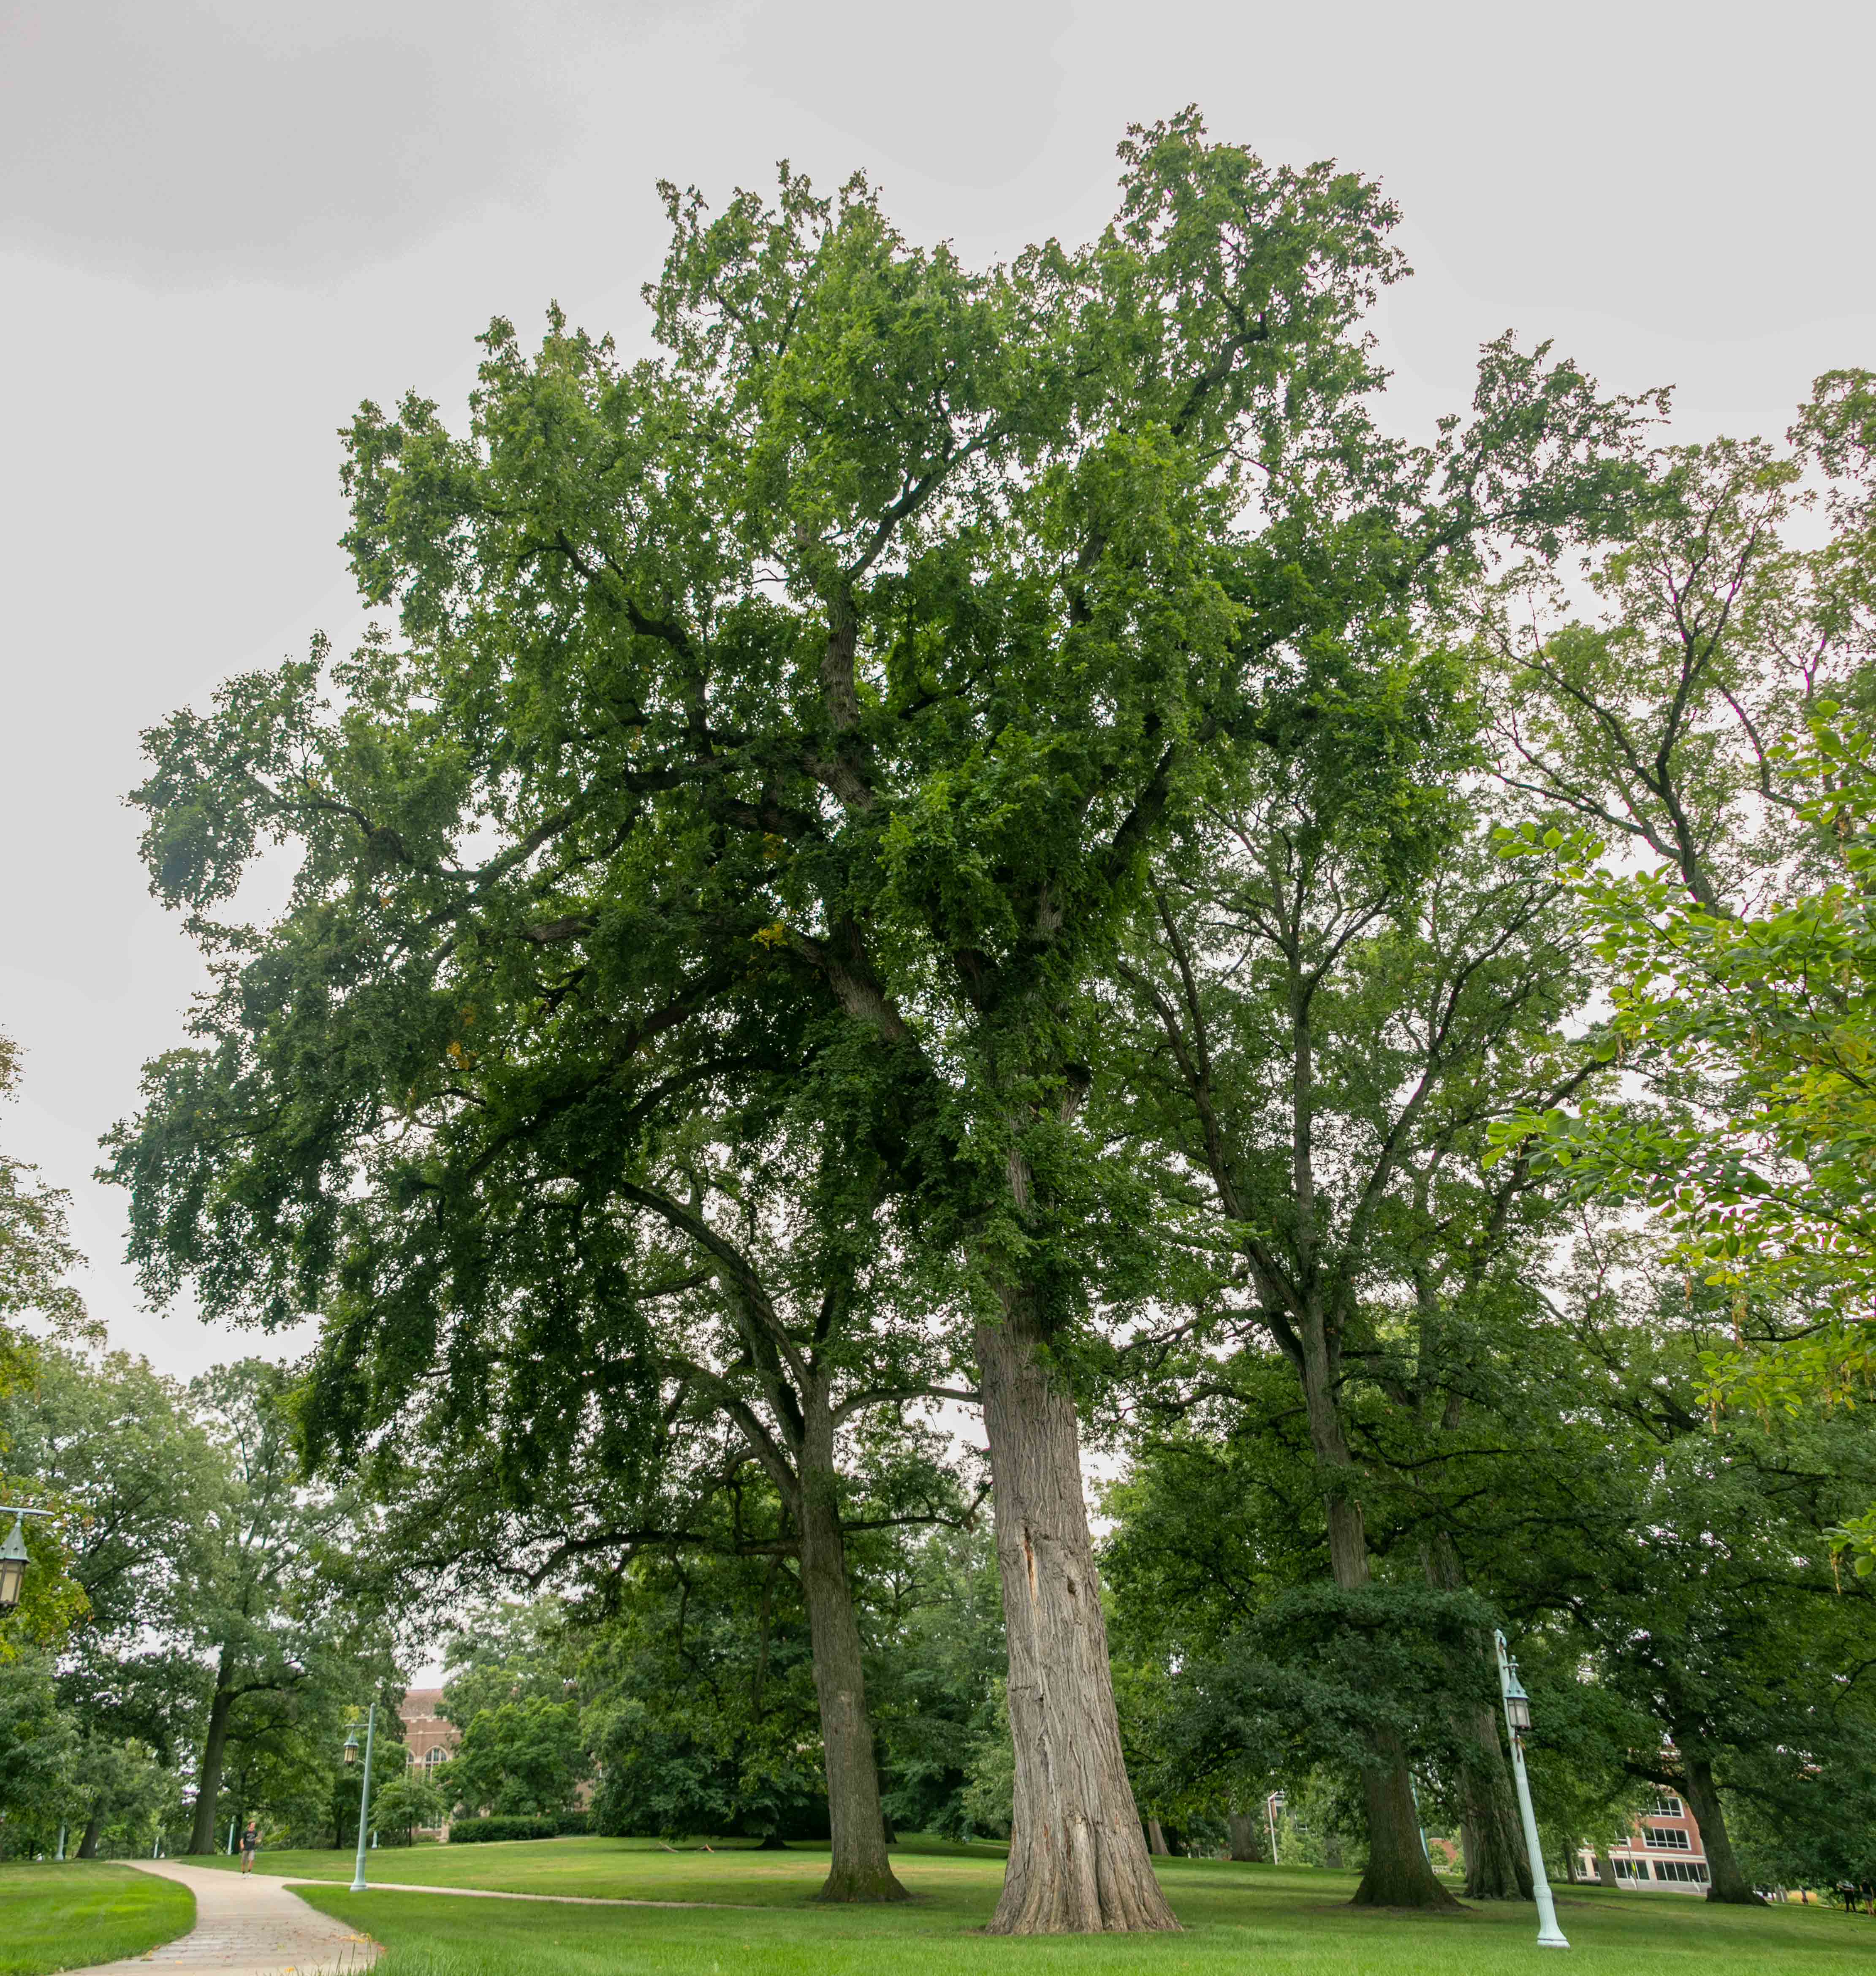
[977, 1306, 1181, 1935]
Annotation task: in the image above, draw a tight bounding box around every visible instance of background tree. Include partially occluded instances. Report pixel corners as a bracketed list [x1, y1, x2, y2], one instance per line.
[0, 1028, 92, 1657]
[0, 1648, 78, 1854]
[437, 1600, 581, 1733]
[449, 1698, 587, 1819]
[1467, 1245, 1876, 1905]
[0, 1030, 86, 1341]
[1108, 724, 1596, 1905]
[370, 1764, 448, 1845]
[1485, 372, 1876, 1550]
[581, 1497, 829, 1846]
[866, 1524, 1011, 1844]
[0, 1344, 223, 1850]
[347, 1093, 978, 1903]
[179, 1359, 396, 1854]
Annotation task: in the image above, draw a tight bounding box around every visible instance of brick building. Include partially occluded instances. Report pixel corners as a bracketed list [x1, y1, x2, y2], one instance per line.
[1578, 1789, 1712, 1892]
[397, 1688, 461, 1777]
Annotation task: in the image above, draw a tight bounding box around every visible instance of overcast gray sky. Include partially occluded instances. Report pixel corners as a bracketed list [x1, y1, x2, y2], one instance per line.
[4, 0, 1871, 1381]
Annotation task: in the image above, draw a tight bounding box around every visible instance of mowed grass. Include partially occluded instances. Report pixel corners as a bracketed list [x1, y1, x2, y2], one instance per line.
[264, 1839, 1876, 1976]
[0, 1862, 195, 1975]
[198, 1832, 995, 1905]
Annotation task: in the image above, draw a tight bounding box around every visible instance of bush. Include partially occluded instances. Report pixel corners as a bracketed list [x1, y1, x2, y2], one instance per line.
[448, 1816, 559, 1844]
[445, 1810, 588, 1843]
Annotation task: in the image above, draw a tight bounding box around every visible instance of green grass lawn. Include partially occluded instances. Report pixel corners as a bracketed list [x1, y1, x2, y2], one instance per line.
[0, 1862, 194, 1975]
[250, 1838, 1876, 1976]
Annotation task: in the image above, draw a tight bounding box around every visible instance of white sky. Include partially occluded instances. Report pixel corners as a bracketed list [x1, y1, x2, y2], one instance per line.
[3, 0, 1872, 1382]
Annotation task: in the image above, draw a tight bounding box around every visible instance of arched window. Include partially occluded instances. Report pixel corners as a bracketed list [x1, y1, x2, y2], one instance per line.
[424, 1745, 448, 1770]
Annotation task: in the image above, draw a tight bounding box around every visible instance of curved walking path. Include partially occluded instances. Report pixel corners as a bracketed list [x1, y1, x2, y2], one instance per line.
[266, 1877, 752, 1910]
[68, 1857, 795, 1976]
[75, 1862, 377, 1976]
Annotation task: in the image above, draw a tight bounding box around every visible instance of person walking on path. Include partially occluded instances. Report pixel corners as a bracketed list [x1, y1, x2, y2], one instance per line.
[239, 1823, 259, 1875]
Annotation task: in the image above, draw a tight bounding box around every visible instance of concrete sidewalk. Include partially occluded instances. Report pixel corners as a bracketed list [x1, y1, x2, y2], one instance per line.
[75, 1861, 377, 1976]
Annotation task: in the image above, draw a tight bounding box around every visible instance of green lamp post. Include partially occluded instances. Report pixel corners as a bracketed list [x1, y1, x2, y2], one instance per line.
[342, 1704, 378, 1893]
[1495, 1630, 1569, 1949]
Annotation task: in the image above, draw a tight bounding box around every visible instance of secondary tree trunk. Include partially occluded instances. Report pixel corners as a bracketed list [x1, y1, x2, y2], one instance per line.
[1456, 1700, 1534, 1900]
[77, 1811, 104, 1859]
[977, 1306, 1180, 1934]
[1680, 1754, 1762, 1905]
[1300, 1325, 1459, 1912]
[795, 1426, 909, 1904]
[1227, 1812, 1264, 1862]
[1422, 1535, 1530, 1901]
[187, 1649, 237, 1854]
[1147, 1819, 1170, 1856]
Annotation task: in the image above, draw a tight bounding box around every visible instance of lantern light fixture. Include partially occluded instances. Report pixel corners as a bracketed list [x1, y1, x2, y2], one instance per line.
[0, 1507, 56, 1616]
[1504, 1658, 1534, 1734]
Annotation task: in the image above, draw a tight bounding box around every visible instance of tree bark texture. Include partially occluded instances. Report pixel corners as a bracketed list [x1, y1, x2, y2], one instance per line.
[1227, 1812, 1264, 1862]
[1457, 1710, 1535, 1901]
[1681, 1754, 1762, 1905]
[1352, 1749, 1450, 1906]
[187, 1651, 236, 1854]
[977, 1309, 1180, 1934]
[796, 1430, 909, 1903]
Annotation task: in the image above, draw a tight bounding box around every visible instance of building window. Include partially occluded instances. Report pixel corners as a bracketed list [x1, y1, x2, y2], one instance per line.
[1644, 1826, 1691, 1851]
[1655, 1860, 1709, 1885]
[1651, 1793, 1684, 1818]
[1614, 1858, 1648, 1880]
[424, 1746, 448, 1769]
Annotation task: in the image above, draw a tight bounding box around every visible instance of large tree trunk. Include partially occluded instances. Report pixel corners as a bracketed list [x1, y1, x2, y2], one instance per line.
[1227, 1812, 1264, 1863]
[795, 1425, 908, 1904]
[77, 1810, 105, 1859]
[977, 1307, 1180, 1935]
[187, 1650, 237, 1854]
[1300, 1325, 1460, 1913]
[1424, 1535, 1529, 1901]
[1680, 1754, 1762, 1906]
